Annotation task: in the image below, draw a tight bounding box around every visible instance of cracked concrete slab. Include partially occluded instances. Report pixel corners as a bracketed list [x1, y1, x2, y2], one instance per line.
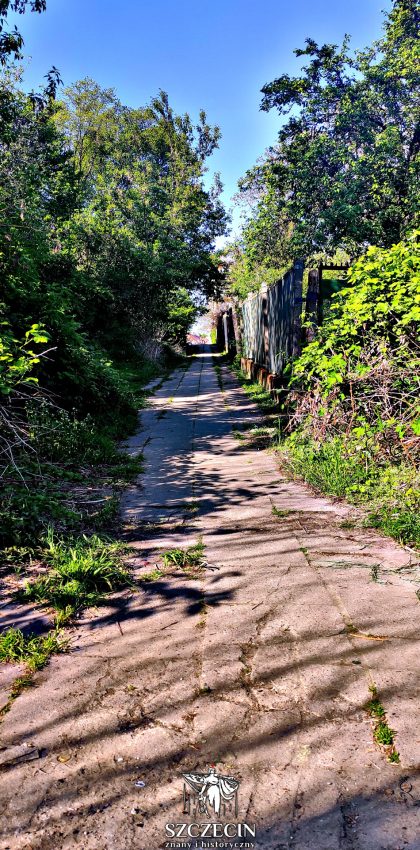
[0, 352, 419, 850]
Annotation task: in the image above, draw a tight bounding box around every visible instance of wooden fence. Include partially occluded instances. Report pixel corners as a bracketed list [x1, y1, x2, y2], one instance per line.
[213, 260, 350, 390]
[240, 260, 303, 386]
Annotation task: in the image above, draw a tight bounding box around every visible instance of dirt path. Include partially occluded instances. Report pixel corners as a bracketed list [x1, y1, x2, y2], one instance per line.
[1, 353, 420, 850]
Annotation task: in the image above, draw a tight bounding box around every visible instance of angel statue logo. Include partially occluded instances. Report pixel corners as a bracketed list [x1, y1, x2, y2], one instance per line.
[164, 765, 256, 847]
[182, 767, 239, 819]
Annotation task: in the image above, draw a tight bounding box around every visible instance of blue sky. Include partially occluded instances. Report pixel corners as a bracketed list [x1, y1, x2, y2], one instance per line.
[11, 0, 391, 238]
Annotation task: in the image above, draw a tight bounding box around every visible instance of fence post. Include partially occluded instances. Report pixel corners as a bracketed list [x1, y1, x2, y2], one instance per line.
[291, 259, 304, 359]
[231, 300, 242, 352]
[305, 268, 320, 342]
[260, 282, 270, 370]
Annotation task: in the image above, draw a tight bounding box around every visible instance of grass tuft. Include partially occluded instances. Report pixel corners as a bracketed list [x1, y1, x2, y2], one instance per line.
[162, 538, 206, 577]
[271, 506, 293, 518]
[367, 684, 400, 763]
[0, 627, 66, 671]
[20, 529, 131, 622]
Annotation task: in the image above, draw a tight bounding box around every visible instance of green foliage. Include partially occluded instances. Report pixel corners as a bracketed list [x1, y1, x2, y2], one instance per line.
[282, 434, 419, 546]
[367, 684, 399, 759]
[226, 243, 284, 300]
[230, 358, 277, 413]
[0, 626, 66, 671]
[280, 236, 419, 548]
[0, 1, 47, 66]
[271, 506, 292, 517]
[367, 507, 420, 548]
[27, 403, 120, 465]
[0, 485, 80, 547]
[292, 235, 420, 393]
[21, 531, 131, 621]
[165, 288, 202, 346]
[235, 1, 419, 267]
[0, 55, 226, 559]
[0, 322, 49, 396]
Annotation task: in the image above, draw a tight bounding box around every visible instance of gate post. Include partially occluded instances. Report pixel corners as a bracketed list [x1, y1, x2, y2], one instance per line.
[291, 259, 304, 359]
[260, 282, 270, 370]
[305, 268, 320, 342]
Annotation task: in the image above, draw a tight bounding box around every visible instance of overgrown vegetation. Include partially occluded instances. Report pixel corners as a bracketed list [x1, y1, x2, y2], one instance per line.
[0, 1, 226, 578]
[162, 539, 206, 577]
[281, 235, 419, 547]
[230, 356, 277, 415]
[227, 0, 419, 296]
[225, 5, 419, 553]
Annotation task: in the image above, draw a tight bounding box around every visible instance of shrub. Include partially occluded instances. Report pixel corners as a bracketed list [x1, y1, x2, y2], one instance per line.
[281, 235, 420, 547]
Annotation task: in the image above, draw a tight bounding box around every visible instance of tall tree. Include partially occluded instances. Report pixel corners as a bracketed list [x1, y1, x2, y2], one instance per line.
[235, 0, 419, 274]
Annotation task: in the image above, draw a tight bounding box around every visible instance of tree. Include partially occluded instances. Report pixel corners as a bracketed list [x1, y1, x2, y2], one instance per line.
[236, 0, 419, 269]
[0, 1, 46, 65]
[0, 69, 227, 425]
[53, 81, 227, 344]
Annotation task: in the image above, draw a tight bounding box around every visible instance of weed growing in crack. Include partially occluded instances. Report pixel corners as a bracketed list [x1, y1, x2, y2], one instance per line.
[370, 563, 380, 582]
[162, 538, 206, 577]
[212, 359, 225, 393]
[196, 599, 207, 629]
[272, 506, 293, 518]
[367, 684, 400, 763]
[140, 568, 165, 582]
[0, 672, 34, 719]
[180, 501, 199, 514]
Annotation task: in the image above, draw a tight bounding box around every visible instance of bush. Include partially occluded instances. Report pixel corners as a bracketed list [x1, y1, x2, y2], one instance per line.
[27, 403, 118, 465]
[0, 486, 80, 548]
[281, 235, 420, 547]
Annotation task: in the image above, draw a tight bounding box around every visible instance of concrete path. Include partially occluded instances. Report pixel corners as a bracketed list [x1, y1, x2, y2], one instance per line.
[1, 353, 420, 850]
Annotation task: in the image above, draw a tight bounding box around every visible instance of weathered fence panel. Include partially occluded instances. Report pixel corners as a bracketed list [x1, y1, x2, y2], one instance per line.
[241, 261, 303, 378]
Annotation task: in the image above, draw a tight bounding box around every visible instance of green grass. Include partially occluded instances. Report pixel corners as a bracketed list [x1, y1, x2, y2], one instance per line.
[366, 508, 420, 548]
[20, 530, 131, 623]
[229, 358, 277, 414]
[280, 434, 419, 549]
[162, 538, 206, 575]
[140, 568, 165, 582]
[0, 627, 66, 671]
[107, 454, 144, 485]
[0, 672, 34, 718]
[212, 360, 224, 392]
[271, 506, 293, 518]
[367, 685, 399, 762]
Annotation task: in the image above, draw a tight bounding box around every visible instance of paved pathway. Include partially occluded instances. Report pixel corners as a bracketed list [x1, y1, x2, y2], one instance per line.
[1, 353, 420, 850]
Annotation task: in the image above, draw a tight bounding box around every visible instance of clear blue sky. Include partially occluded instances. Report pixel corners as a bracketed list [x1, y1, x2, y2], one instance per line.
[11, 0, 391, 238]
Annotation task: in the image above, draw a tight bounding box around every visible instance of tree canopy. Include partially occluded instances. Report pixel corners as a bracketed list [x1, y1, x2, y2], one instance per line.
[0, 69, 226, 421]
[229, 0, 419, 296]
